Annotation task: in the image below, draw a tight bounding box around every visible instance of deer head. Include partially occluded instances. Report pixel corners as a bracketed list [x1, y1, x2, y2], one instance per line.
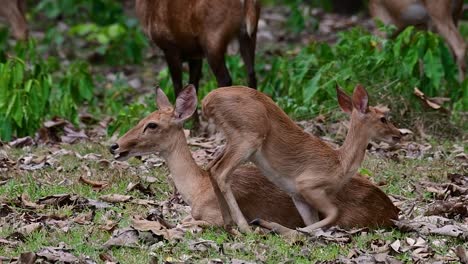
[336, 84, 402, 144]
[109, 84, 197, 160]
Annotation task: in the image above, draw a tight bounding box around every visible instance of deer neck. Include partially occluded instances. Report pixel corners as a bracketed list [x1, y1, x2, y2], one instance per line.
[338, 116, 370, 181]
[160, 130, 205, 206]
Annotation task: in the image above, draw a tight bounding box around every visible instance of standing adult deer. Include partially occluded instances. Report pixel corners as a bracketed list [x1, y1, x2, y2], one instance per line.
[0, 0, 28, 40]
[369, 0, 466, 80]
[202, 85, 403, 234]
[135, 0, 260, 97]
[109, 85, 398, 232]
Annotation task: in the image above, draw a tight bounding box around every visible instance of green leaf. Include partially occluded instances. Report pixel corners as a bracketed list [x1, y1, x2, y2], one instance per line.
[423, 49, 444, 89]
[303, 71, 322, 103]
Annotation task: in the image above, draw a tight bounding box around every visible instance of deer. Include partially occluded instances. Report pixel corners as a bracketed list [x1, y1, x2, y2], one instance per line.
[135, 0, 260, 98]
[202, 84, 403, 235]
[369, 0, 466, 80]
[0, 0, 28, 40]
[109, 85, 399, 234]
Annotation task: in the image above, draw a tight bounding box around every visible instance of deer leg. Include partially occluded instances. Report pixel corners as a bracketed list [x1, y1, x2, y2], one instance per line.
[292, 195, 319, 225]
[250, 218, 304, 240]
[205, 43, 232, 87]
[164, 51, 184, 96]
[209, 141, 256, 233]
[431, 17, 466, 80]
[188, 59, 203, 129]
[294, 176, 338, 233]
[296, 188, 338, 233]
[238, 30, 257, 89]
[1, 0, 28, 40]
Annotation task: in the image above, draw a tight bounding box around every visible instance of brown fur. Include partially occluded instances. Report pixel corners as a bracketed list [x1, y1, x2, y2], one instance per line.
[202, 85, 402, 233]
[369, 0, 466, 80]
[0, 0, 28, 40]
[135, 0, 260, 97]
[111, 86, 398, 231]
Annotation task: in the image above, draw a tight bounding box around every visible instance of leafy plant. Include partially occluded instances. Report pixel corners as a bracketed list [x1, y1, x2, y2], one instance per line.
[107, 99, 155, 136]
[35, 0, 124, 25]
[0, 42, 95, 140]
[69, 22, 147, 65]
[259, 26, 466, 120]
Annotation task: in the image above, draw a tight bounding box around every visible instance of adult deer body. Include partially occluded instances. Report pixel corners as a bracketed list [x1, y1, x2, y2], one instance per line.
[110, 85, 398, 231]
[203, 85, 402, 233]
[0, 0, 28, 40]
[135, 0, 260, 96]
[369, 0, 466, 80]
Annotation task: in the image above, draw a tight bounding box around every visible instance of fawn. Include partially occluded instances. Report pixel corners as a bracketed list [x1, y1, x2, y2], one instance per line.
[109, 85, 398, 232]
[369, 0, 466, 80]
[202, 85, 402, 234]
[0, 0, 28, 40]
[135, 0, 260, 97]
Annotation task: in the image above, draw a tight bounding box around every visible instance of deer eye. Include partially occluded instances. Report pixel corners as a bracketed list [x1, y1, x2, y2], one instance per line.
[145, 122, 158, 131]
[380, 117, 387, 124]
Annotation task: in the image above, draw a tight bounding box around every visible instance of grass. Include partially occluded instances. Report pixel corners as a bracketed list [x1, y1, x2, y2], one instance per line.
[0, 140, 466, 263]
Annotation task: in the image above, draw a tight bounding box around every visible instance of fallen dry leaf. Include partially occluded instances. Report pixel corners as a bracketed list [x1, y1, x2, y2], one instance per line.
[18, 252, 36, 264]
[456, 245, 468, 264]
[395, 216, 468, 239]
[9, 136, 34, 148]
[20, 194, 45, 210]
[100, 194, 132, 203]
[103, 228, 139, 248]
[36, 245, 79, 263]
[73, 211, 95, 225]
[0, 238, 20, 247]
[17, 223, 42, 235]
[79, 175, 109, 190]
[99, 220, 119, 232]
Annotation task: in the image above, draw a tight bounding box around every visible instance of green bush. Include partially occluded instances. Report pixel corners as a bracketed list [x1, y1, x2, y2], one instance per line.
[259, 27, 466, 119]
[35, 0, 124, 25]
[69, 22, 147, 65]
[0, 42, 94, 141]
[34, 0, 148, 66]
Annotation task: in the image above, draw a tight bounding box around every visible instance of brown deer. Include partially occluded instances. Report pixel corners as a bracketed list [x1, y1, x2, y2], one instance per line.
[369, 0, 466, 80]
[109, 85, 398, 233]
[135, 0, 260, 97]
[0, 0, 28, 40]
[202, 85, 402, 234]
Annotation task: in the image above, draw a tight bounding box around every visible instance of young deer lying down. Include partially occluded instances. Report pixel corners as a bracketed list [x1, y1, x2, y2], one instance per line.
[369, 0, 466, 80]
[0, 0, 28, 40]
[202, 85, 402, 234]
[109, 85, 399, 231]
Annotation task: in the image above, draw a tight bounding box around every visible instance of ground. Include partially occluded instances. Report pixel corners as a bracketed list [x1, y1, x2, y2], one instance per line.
[0, 125, 466, 263]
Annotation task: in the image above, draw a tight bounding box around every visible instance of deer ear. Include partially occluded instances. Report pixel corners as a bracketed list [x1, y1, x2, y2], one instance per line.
[352, 84, 369, 114]
[155, 86, 172, 109]
[174, 84, 197, 123]
[336, 86, 353, 114]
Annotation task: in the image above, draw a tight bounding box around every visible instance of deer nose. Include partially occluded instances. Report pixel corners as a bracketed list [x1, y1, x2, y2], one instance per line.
[109, 143, 119, 154]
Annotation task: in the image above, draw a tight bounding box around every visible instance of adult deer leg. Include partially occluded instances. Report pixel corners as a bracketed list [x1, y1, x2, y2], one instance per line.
[164, 51, 184, 96]
[238, 30, 257, 89]
[205, 41, 232, 87]
[188, 59, 203, 129]
[427, 2, 466, 80]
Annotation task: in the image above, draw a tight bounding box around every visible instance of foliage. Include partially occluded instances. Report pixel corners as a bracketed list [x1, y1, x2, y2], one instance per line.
[69, 21, 147, 65]
[259, 27, 466, 119]
[35, 0, 124, 25]
[0, 41, 94, 141]
[34, 0, 148, 66]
